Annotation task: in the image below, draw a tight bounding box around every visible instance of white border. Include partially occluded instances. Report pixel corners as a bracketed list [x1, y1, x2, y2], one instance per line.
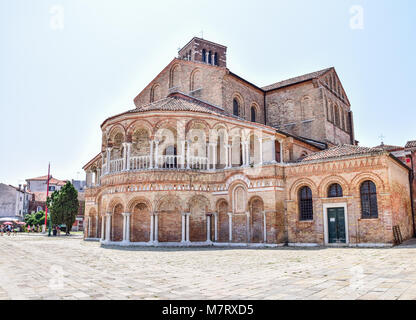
[323, 202, 349, 246]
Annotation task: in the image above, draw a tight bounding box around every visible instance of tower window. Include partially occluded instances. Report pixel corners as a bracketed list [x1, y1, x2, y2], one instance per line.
[233, 99, 239, 116]
[208, 51, 212, 64]
[251, 106, 256, 122]
[202, 49, 206, 63]
[214, 52, 218, 66]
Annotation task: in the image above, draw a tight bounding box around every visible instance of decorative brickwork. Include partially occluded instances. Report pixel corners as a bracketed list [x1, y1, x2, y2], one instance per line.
[83, 38, 414, 247]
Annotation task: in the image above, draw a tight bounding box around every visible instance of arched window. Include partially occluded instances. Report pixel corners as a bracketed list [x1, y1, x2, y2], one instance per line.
[345, 111, 350, 132]
[233, 98, 240, 116]
[328, 183, 343, 198]
[325, 99, 329, 121]
[214, 52, 218, 66]
[251, 106, 256, 122]
[202, 49, 206, 63]
[360, 180, 378, 219]
[169, 65, 179, 88]
[208, 51, 212, 64]
[340, 109, 345, 130]
[299, 186, 313, 221]
[334, 105, 340, 126]
[150, 84, 160, 103]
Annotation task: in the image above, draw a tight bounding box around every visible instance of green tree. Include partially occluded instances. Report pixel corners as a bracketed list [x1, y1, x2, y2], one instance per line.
[47, 182, 79, 235]
[24, 211, 51, 229]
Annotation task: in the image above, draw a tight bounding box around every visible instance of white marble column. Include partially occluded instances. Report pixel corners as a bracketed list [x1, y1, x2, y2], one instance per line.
[263, 211, 267, 243]
[100, 216, 105, 241]
[154, 213, 159, 242]
[154, 140, 159, 169]
[122, 143, 127, 171]
[227, 212, 233, 242]
[149, 140, 154, 169]
[205, 52, 209, 63]
[211, 54, 215, 65]
[228, 145, 232, 168]
[101, 153, 105, 176]
[271, 138, 277, 163]
[259, 137, 263, 166]
[105, 213, 112, 242]
[224, 144, 229, 169]
[246, 141, 250, 166]
[122, 212, 131, 243]
[106, 148, 111, 173]
[121, 212, 127, 241]
[214, 213, 218, 241]
[181, 213, 186, 242]
[97, 168, 101, 185]
[241, 141, 246, 166]
[212, 143, 217, 170]
[280, 140, 284, 164]
[246, 211, 250, 243]
[181, 140, 186, 169]
[186, 141, 191, 169]
[95, 215, 99, 238]
[149, 213, 154, 242]
[186, 213, 190, 242]
[206, 214, 211, 242]
[207, 142, 212, 170]
[126, 143, 131, 171]
[126, 213, 131, 242]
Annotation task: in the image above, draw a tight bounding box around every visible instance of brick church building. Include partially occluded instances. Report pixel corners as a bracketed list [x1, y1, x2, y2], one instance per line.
[83, 37, 414, 247]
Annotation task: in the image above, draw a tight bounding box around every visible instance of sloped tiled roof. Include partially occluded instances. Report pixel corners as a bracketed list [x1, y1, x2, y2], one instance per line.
[26, 175, 67, 186]
[130, 93, 231, 117]
[262, 68, 332, 91]
[405, 140, 416, 149]
[373, 144, 403, 152]
[299, 145, 384, 162]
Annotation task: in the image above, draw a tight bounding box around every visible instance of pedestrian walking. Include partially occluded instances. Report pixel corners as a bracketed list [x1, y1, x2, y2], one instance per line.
[13, 226, 17, 236]
[6, 225, 11, 236]
[57, 226, 61, 237]
[27, 225, 30, 233]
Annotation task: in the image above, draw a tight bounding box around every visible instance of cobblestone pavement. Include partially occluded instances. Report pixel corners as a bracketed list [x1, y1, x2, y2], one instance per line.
[1, 234, 416, 300]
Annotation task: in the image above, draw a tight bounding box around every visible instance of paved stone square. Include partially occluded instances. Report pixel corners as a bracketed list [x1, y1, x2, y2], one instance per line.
[0, 234, 416, 300]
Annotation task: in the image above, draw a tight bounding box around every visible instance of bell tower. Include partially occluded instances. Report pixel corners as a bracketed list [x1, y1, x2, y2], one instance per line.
[178, 37, 227, 67]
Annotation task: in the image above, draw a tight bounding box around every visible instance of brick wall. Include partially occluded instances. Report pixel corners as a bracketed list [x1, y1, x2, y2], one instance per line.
[158, 211, 181, 242]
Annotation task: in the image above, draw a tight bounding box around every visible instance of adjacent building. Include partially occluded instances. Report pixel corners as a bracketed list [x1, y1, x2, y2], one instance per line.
[0, 183, 32, 222]
[25, 175, 86, 230]
[26, 175, 67, 213]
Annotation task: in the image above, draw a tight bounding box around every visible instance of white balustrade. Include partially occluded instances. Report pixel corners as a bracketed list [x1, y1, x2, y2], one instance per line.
[130, 155, 151, 170]
[158, 155, 180, 169]
[109, 158, 124, 173]
[188, 156, 208, 170]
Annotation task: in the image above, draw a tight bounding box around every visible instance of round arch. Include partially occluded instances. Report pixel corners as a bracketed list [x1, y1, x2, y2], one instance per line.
[248, 196, 264, 243]
[318, 175, 350, 198]
[288, 177, 318, 201]
[350, 172, 386, 195]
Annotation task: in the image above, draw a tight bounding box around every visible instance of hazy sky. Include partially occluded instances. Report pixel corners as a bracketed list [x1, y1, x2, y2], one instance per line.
[1, 0, 415, 186]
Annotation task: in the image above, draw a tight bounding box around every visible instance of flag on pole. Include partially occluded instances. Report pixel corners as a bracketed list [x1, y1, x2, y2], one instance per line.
[44, 163, 51, 227]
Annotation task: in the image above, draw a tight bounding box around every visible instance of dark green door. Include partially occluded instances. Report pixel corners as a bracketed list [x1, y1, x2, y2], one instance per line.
[327, 208, 346, 244]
